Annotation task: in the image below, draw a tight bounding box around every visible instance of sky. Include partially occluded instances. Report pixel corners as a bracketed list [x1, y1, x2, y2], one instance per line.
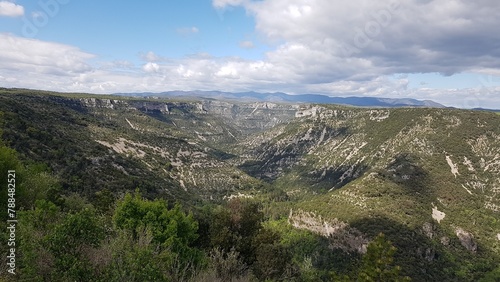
[0, 0, 500, 108]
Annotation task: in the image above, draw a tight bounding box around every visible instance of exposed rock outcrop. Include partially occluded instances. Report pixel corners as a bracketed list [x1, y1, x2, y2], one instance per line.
[455, 227, 477, 253]
[288, 209, 369, 254]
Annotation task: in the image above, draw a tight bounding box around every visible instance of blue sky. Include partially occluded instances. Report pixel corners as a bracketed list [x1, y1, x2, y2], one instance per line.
[2, 1, 267, 60]
[0, 0, 499, 108]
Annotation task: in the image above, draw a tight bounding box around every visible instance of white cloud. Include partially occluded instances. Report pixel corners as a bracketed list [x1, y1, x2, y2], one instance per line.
[216, 64, 240, 79]
[242, 0, 500, 77]
[143, 62, 160, 73]
[0, 34, 94, 76]
[239, 40, 255, 49]
[0, 1, 24, 17]
[212, 0, 248, 9]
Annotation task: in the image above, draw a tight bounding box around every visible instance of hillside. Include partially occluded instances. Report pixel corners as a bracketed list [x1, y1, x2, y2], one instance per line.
[238, 105, 500, 280]
[0, 89, 499, 281]
[0, 90, 298, 203]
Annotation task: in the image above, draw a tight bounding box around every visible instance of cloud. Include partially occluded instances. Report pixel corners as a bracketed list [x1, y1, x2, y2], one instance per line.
[99, 60, 135, 71]
[1, 33, 497, 108]
[143, 62, 160, 73]
[212, 0, 248, 9]
[215, 64, 240, 79]
[0, 34, 94, 76]
[142, 51, 160, 62]
[240, 0, 500, 78]
[210, 0, 500, 105]
[4, 0, 500, 111]
[0, 34, 100, 93]
[239, 40, 255, 49]
[176, 26, 199, 35]
[0, 1, 24, 17]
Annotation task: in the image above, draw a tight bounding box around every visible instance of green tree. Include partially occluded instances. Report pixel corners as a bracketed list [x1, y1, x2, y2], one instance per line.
[11, 162, 60, 211]
[357, 233, 411, 282]
[17, 200, 62, 281]
[101, 228, 166, 282]
[0, 145, 20, 221]
[252, 228, 299, 281]
[480, 266, 500, 282]
[113, 191, 203, 279]
[209, 199, 263, 265]
[46, 208, 105, 281]
[93, 188, 115, 214]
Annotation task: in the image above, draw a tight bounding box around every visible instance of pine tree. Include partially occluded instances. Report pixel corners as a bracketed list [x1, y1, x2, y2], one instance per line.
[357, 233, 411, 282]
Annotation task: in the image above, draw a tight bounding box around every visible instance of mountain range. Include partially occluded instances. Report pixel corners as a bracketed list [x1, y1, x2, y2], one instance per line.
[115, 90, 446, 108]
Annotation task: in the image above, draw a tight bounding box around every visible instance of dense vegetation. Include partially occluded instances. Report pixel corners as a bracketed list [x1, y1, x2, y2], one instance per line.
[1, 89, 499, 281]
[0, 143, 413, 281]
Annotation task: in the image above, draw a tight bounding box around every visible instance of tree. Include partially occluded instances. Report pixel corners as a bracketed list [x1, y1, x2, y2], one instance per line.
[357, 233, 411, 282]
[46, 208, 105, 281]
[93, 188, 115, 214]
[208, 247, 246, 282]
[113, 191, 203, 279]
[101, 227, 166, 282]
[210, 199, 263, 262]
[0, 145, 20, 222]
[17, 200, 61, 281]
[14, 162, 60, 211]
[480, 266, 500, 282]
[252, 228, 299, 281]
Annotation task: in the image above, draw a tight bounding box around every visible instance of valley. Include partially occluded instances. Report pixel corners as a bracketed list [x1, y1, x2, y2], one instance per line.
[0, 89, 499, 281]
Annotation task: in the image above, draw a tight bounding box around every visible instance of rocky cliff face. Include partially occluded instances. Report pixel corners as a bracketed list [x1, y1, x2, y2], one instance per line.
[79, 98, 297, 132]
[288, 209, 369, 254]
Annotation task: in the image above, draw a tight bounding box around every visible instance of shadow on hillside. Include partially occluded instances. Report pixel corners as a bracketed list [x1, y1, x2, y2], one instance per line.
[238, 159, 276, 182]
[306, 163, 371, 191]
[239, 161, 370, 195]
[139, 108, 180, 124]
[348, 215, 491, 281]
[238, 126, 352, 183]
[208, 148, 237, 160]
[377, 153, 433, 196]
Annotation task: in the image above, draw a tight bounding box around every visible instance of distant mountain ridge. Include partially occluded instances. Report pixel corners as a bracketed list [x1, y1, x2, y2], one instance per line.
[114, 90, 446, 108]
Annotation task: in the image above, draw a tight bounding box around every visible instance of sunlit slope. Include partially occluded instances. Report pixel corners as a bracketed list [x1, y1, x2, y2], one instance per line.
[239, 106, 500, 279]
